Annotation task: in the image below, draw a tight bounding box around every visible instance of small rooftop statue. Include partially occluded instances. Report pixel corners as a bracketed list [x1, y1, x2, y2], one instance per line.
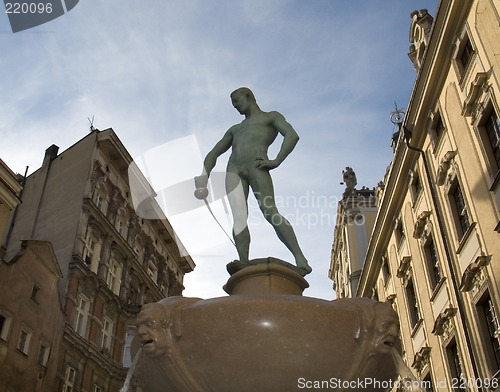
[342, 166, 357, 193]
[195, 87, 311, 276]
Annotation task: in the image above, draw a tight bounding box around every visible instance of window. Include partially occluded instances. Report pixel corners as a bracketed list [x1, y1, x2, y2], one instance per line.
[37, 340, 50, 367]
[411, 171, 424, 204]
[423, 372, 434, 392]
[479, 295, 500, 372]
[106, 259, 122, 295]
[17, 326, 32, 355]
[459, 38, 474, 72]
[423, 236, 442, 290]
[453, 30, 476, 83]
[83, 231, 101, 274]
[446, 340, 466, 392]
[382, 257, 391, 286]
[133, 238, 144, 263]
[395, 218, 406, 249]
[63, 365, 77, 392]
[428, 107, 446, 150]
[484, 109, 500, 171]
[0, 311, 13, 341]
[93, 191, 104, 209]
[123, 331, 135, 367]
[405, 279, 420, 329]
[74, 295, 90, 337]
[92, 185, 107, 213]
[101, 316, 113, 350]
[449, 183, 471, 240]
[434, 114, 445, 142]
[31, 284, 40, 303]
[147, 259, 158, 283]
[114, 209, 128, 238]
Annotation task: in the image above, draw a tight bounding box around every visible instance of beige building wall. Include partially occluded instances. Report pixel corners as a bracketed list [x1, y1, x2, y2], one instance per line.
[332, 0, 500, 389]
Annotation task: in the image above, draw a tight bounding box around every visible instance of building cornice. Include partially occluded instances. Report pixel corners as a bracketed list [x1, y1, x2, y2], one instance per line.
[356, 0, 473, 297]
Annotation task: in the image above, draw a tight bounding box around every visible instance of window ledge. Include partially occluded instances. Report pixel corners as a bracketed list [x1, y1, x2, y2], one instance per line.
[489, 170, 500, 192]
[16, 349, 29, 357]
[430, 277, 447, 302]
[410, 318, 424, 338]
[456, 222, 477, 255]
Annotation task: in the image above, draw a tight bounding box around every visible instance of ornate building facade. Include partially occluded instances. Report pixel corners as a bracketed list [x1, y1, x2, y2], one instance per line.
[331, 0, 500, 389]
[2, 128, 195, 391]
[329, 167, 378, 298]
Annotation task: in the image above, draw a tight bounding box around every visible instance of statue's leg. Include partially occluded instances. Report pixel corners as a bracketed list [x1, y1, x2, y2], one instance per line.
[250, 170, 312, 274]
[226, 171, 250, 263]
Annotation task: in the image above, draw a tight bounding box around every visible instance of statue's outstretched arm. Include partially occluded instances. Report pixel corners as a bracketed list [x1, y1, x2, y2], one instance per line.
[195, 128, 233, 188]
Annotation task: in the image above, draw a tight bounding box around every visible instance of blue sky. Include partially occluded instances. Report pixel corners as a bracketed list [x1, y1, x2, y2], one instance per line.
[1, 0, 438, 299]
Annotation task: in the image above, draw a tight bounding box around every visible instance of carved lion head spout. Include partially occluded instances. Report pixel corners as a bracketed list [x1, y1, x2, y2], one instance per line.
[371, 301, 401, 355]
[334, 297, 402, 357]
[136, 303, 170, 358]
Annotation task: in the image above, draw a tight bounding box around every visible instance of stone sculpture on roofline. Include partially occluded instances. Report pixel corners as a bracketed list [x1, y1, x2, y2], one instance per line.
[126, 88, 418, 392]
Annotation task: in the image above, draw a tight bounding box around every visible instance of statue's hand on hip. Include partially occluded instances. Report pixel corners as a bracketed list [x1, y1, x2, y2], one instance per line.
[255, 158, 279, 171]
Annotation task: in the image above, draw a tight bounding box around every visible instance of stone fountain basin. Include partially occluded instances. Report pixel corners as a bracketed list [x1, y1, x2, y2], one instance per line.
[131, 294, 401, 392]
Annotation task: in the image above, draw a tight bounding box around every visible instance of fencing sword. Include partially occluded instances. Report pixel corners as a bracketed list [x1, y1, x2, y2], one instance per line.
[194, 185, 236, 248]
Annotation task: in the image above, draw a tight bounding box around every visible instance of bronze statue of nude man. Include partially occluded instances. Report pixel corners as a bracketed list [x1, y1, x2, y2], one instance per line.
[195, 87, 312, 275]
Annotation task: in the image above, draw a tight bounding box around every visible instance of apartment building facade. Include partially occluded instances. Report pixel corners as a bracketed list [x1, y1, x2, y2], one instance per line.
[1, 128, 195, 391]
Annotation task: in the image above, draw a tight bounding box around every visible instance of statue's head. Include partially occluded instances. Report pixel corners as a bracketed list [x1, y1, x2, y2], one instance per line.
[137, 303, 170, 358]
[230, 87, 256, 102]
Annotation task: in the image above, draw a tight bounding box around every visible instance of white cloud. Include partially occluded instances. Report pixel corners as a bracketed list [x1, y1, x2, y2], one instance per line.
[1, 0, 438, 299]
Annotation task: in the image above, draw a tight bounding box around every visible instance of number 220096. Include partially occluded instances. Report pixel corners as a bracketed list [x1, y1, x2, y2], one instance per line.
[5, 3, 53, 14]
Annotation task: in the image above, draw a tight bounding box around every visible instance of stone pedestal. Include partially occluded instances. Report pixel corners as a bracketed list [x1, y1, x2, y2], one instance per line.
[224, 257, 309, 296]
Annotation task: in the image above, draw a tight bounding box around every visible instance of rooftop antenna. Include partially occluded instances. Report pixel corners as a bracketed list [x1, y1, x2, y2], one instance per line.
[389, 102, 405, 151]
[87, 116, 96, 132]
[389, 102, 405, 128]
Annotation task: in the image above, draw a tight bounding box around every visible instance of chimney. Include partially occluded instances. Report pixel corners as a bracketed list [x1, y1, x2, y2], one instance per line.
[42, 144, 59, 166]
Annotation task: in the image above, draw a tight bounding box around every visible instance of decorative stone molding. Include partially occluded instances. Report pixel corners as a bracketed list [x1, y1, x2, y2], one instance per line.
[108, 185, 122, 216]
[432, 307, 457, 335]
[396, 256, 412, 283]
[106, 299, 119, 318]
[459, 255, 490, 292]
[437, 151, 458, 186]
[413, 211, 432, 239]
[462, 72, 490, 120]
[408, 9, 434, 71]
[420, 221, 433, 245]
[412, 346, 431, 374]
[90, 160, 105, 185]
[80, 275, 99, 298]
